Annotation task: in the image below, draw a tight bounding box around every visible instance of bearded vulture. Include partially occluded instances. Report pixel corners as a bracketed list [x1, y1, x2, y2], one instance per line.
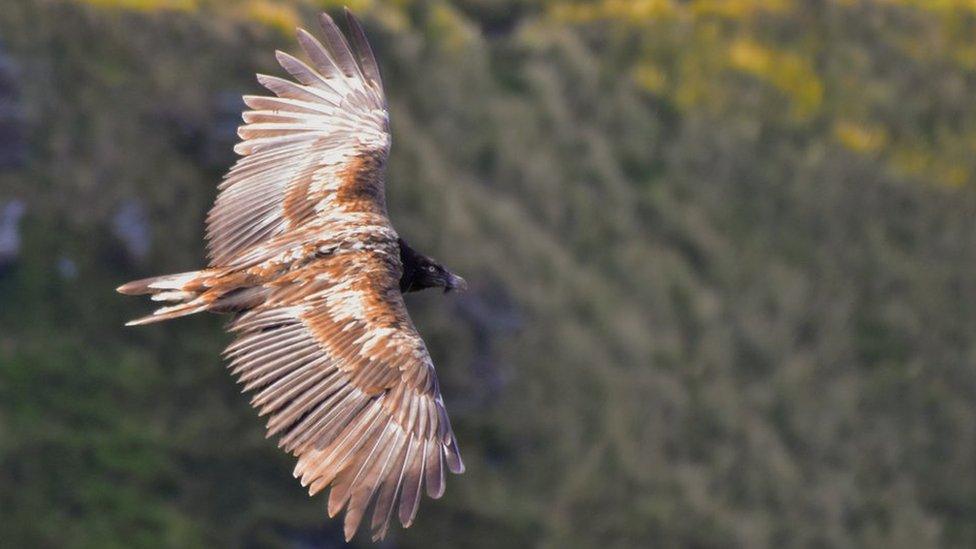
[118, 10, 467, 542]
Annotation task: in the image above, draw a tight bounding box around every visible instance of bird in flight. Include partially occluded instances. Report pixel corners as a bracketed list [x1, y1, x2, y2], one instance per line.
[118, 10, 467, 542]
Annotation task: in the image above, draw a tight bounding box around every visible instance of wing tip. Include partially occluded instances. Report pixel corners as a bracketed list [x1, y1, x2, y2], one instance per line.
[342, 7, 361, 32]
[343, 6, 357, 25]
[319, 11, 337, 30]
[295, 27, 321, 48]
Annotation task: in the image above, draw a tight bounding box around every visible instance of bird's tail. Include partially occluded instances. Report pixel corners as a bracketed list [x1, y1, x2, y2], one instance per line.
[117, 269, 220, 326]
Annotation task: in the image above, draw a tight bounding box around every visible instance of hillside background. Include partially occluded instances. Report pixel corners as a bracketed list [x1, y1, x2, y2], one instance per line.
[2, 1, 975, 547]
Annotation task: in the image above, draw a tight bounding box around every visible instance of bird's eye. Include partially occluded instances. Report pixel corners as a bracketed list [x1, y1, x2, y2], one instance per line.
[426, 266, 436, 272]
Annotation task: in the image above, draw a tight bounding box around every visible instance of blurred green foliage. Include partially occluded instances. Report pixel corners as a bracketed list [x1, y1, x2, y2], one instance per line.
[2, 0, 976, 547]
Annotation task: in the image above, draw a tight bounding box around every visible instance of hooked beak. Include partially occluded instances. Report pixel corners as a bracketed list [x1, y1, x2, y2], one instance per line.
[444, 273, 468, 293]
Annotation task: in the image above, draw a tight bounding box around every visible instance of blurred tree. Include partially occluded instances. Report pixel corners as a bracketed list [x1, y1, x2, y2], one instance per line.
[1, 1, 975, 547]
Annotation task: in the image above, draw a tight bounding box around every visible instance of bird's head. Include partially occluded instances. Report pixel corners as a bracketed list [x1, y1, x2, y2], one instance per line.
[398, 238, 467, 294]
[412, 258, 467, 293]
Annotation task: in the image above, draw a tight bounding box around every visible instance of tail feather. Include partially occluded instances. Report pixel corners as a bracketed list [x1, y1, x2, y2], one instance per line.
[151, 290, 196, 302]
[117, 271, 206, 295]
[119, 269, 265, 326]
[125, 301, 211, 326]
[118, 269, 215, 325]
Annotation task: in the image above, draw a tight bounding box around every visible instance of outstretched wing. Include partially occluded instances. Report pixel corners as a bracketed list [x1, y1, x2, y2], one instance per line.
[206, 10, 390, 266]
[226, 250, 464, 541]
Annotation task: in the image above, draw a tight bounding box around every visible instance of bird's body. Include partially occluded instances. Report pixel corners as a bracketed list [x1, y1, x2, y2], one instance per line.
[118, 10, 466, 542]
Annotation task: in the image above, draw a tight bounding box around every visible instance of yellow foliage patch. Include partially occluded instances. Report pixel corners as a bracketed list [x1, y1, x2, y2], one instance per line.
[834, 120, 889, 153]
[80, 0, 196, 11]
[550, 0, 678, 23]
[633, 64, 667, 93]
[690, 0, 791, 18]
[729, 39, 823, 118]
[430, 4, 478, 53]
[937, 163, 969, 187]
[244, 1, 300, 34]
[890, 0, 976, 15]
[891, 147, 971, 187]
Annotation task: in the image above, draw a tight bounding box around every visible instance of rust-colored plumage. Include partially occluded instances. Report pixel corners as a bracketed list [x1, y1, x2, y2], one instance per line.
[118, 10, 466, 542]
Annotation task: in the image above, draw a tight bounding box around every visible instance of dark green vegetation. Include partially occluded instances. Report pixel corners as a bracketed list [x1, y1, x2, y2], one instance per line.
[2, 1, 975, 547]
